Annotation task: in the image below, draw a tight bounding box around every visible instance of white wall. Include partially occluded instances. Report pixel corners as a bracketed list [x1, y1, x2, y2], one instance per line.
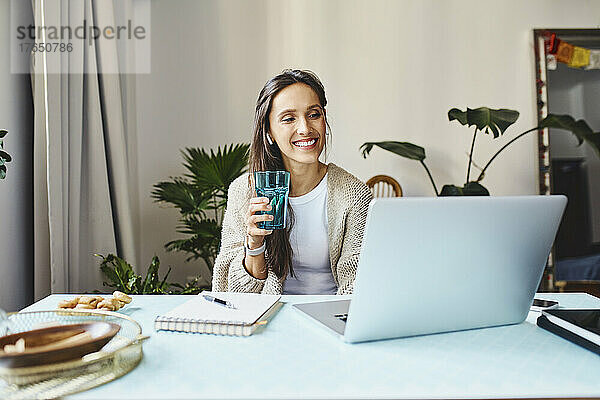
[0, 0, 33, 311]
[548, 63, 600, 243]
[136, 0, 600, 284]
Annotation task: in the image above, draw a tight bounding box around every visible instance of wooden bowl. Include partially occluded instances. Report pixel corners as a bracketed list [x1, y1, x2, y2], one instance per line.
[0, 322, 120, 368]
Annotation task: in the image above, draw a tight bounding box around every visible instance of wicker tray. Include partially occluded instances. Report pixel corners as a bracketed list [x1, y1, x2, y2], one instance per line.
[0, 310, 148, 400]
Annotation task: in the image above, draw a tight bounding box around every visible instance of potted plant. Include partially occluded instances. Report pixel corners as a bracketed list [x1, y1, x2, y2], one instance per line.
[361, 108, 600, 196]
[151, 144, 250, 286]
[96, 253, 203, 295]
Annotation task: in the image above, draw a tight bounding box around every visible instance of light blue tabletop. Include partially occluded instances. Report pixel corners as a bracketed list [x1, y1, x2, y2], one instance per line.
[21, 293, 600, 399]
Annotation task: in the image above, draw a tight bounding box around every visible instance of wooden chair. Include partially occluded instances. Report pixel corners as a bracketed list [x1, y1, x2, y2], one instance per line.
[366, 175, 403, 198]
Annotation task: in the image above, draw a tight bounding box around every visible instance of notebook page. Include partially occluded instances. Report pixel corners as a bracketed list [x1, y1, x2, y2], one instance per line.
[161, 291, 281, 324]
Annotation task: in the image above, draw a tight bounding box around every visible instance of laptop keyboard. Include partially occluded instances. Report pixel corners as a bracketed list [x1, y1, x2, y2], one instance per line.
[334, 313, 348, 322]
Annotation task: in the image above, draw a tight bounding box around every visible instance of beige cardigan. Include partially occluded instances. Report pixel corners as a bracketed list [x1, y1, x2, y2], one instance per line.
[211, 163, 373, 295]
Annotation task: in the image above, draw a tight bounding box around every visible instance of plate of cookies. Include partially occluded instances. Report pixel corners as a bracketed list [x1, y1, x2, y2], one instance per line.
[57, 291, 133, 312]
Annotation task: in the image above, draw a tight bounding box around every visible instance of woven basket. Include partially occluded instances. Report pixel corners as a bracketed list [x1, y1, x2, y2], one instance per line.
[0, 310, 147, 400]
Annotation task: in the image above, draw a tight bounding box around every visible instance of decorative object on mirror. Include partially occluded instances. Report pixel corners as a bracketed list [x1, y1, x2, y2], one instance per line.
[546, 54, 557, 70]
[547, 32, 561, 54]
[0, 130, 11, 180]
[570, 46, 591, 68]
[151, 143, 250, 286]
[0, 310, 147, 397]
[360, 107, 600, 196]
[556, 41, 575, 64]
[587, 50, 600, 70]
[542, 31, 600, 70]
[97, 253, 203, 295]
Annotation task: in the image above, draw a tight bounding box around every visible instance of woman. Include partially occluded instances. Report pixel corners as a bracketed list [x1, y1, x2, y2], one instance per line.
[212, 69, 372, 295]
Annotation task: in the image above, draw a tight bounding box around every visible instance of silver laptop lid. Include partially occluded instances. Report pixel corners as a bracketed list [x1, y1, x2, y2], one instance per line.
[343, 195, 567, 343]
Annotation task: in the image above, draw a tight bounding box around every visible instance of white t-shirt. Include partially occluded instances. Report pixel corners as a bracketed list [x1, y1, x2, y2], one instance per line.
[282, 173, 337, 295]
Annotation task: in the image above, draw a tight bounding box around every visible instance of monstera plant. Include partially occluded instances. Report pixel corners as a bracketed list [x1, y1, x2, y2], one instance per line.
[0, 129, 11, 179]
[151, 144, 250, 283]
[361, 108, 600, 196]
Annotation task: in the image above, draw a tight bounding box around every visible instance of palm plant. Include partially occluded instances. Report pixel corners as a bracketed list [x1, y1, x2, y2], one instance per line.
[151, 144, 250, 278]
[0, 129, 11, 179]
[361, 108, 600, 196]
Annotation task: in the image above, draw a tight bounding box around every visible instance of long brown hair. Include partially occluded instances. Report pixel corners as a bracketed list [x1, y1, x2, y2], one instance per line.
[248, 69, 330, 280]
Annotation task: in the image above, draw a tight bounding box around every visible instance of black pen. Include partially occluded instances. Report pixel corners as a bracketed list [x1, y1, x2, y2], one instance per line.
[202, 294, 237, 309]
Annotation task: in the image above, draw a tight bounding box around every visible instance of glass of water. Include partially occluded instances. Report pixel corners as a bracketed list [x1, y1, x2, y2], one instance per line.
[253, 171, 290, 230]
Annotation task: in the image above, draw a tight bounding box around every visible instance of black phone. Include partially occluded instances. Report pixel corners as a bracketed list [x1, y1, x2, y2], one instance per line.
[532, 298, 559, 310]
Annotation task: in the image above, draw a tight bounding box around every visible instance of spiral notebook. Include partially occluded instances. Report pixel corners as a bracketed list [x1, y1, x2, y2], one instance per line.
[154, 292, 282, 336]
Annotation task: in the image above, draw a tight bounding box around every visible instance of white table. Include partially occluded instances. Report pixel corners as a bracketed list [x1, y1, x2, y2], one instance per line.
[20, 293, 600, 399]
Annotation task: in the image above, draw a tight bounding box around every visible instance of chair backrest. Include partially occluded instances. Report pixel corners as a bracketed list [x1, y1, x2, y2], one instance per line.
[366, 175, 403, 197]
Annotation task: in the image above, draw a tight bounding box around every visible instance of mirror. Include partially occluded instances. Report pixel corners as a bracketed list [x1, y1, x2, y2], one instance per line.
[534, 29, 600, 296]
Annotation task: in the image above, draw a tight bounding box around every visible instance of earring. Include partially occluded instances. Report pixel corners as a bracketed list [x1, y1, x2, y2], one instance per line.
[266, 135, 274, 145]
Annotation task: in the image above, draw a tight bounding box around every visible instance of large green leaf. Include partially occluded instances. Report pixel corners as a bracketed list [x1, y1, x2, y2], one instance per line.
[541, 114, 593, 145]
[182, 144, 249, 195]
[152, 178, 212, 215]
[165, 217, 221, 264]
[439, 182, 490, 196]
[0, 150, 12, 163]
[96, 253, 137, 292]
[541, 114, 591, 142]
[141, 256, 160, 293]
[463, 182, 490, 196]
[448, 107, 519, 138]
[0, 130, 7, 139]
[360, 141, 425, 161]
[176, 217, 220, 238]
[584, 133, 600, 158]
[166, 234, 219, 263]
[439, 185, 462, 196]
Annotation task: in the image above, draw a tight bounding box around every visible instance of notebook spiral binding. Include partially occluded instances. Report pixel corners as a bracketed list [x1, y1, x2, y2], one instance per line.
[154, 316, 254, 336]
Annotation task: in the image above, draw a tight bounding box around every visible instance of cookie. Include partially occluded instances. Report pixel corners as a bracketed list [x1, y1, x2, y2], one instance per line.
[58, 299, 78, 309]
[97, 300, 116, 311]
[113, 291, 132, 304]
[78, 295, 95, 305]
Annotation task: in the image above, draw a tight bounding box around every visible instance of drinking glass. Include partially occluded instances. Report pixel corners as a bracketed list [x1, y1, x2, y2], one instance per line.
[253, 171, 290, 230]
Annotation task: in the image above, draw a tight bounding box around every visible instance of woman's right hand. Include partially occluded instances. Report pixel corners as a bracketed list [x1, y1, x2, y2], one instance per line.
[245, 197, 274, 250]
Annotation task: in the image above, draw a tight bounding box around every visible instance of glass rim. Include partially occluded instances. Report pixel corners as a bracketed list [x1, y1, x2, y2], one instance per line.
[253, 170, 290, 176]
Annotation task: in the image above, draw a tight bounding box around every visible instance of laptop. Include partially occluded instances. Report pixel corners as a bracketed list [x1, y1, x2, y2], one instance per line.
[293, 195, 567, 343]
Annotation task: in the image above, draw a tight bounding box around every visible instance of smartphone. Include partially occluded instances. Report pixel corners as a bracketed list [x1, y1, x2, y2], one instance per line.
[531, 298, 559, 311]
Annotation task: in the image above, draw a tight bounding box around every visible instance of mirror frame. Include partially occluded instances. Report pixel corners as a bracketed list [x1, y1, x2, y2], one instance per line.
[533, 28, 600, 290]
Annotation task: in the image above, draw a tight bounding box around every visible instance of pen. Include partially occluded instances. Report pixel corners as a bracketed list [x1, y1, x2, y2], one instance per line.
[202, 294, 237, 309]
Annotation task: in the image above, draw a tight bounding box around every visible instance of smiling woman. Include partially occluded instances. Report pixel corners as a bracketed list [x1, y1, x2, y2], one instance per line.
[212, 70, 373, 295]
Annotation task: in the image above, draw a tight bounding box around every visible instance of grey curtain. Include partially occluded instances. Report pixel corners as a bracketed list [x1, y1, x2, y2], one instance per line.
[31, 0, 139, 298]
